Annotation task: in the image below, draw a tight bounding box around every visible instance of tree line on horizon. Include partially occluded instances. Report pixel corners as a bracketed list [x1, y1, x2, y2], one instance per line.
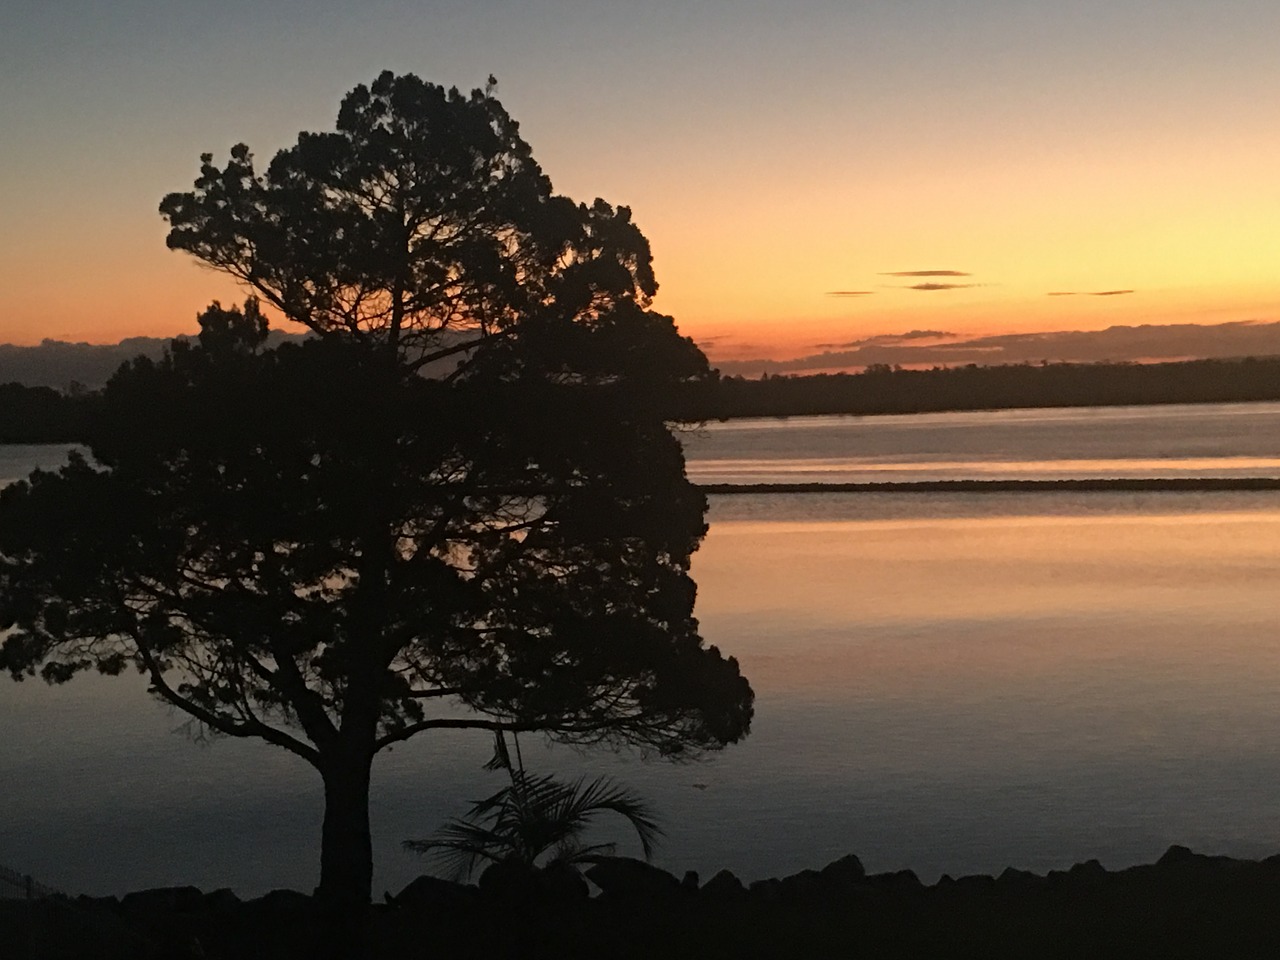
[677, 354, 1280, 419]
[8, 354, 1280, 444]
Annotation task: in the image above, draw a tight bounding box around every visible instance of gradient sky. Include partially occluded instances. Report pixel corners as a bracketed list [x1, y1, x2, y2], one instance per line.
[3, 0, 1278, 364]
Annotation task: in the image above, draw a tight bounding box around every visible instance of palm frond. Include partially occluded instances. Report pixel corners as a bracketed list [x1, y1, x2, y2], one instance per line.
[404, 768, 663, 878]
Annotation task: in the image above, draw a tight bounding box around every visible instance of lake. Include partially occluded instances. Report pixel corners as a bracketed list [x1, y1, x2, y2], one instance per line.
[2, 402, 1280, 896]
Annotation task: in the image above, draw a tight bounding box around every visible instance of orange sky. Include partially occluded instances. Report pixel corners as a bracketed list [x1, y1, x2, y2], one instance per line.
[3, 2, 1277, 366]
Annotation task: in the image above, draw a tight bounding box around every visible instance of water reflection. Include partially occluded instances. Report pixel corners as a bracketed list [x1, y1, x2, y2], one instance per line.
[690, 455, 1280, 484]
[680, 401, 1280, 484]
[4, 421, 1280, 896]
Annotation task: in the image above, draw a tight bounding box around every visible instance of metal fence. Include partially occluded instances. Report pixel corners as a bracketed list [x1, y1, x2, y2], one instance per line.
[0, 863, 62, 900]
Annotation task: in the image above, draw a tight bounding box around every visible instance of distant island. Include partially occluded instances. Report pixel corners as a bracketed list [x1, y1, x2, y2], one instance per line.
[6, 354, 1280, 445]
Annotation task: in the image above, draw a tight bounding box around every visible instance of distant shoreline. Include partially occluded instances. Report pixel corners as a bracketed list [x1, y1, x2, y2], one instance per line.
[700, 477, 1280, 494]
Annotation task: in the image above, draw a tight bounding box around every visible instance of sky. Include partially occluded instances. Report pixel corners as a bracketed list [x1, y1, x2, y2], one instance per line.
[3, 0, 1278, 369]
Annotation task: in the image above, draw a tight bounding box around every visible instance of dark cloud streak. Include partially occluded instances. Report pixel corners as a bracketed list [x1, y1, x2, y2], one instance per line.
[814, 329, 956, 349]
[882, 270, 971, 277]
[1049, 289, 1136, 297]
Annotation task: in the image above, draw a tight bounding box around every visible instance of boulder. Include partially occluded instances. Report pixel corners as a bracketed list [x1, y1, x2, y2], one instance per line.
[951, 874, 996, 895]
[1157, 844, 1198, 867]
[747, 877, 782, 901]
[700, 870, 747, 901]
[15, 897, 154, 960]
[819, 853, 866, 885]
[202, 888, 241, 912]
[777, 869, 826, 901]
[390, 875, 477, 909]
[868, 869, 922, 893]
[1067, 859, 1108, 883]
[1155, 845, 1241, 873]
[120, 886, 204, 915]
[478, 861, 541, 901]
[996, 867, 1045, 888]
[540, 863, 590, 903]
[585, 858, 681, 901]
[245, 889, 314, 916]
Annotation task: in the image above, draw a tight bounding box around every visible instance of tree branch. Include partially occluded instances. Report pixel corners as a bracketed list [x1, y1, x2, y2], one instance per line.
[124, 618, 321, 766]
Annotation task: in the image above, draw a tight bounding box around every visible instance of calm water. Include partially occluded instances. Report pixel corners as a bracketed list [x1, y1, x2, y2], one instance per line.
[679, 401, 1280, 483]
[3, 404, 1280, 895]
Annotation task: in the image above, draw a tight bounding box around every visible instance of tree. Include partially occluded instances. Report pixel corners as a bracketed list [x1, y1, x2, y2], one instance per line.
[157, 71, 677, 376]
[0, 75, 752, 910]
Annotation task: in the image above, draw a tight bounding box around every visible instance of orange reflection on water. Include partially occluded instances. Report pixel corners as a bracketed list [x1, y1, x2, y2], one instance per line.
[692, 507, 1280, 707]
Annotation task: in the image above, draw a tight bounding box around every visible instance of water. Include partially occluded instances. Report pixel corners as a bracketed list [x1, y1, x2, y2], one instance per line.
[678, 401, 1280, 483]
[2, 404, 1280, 895]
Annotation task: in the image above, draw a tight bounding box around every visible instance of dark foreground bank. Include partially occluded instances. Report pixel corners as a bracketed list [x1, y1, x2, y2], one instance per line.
[5, 845, 1280, 959]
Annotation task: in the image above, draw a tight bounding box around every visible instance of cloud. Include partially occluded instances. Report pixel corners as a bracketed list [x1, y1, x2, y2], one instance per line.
[709, 320, 1280, 377]
[825, 290, 876, 297]
[906, 282, 979, 291]
[814, 329, 957, 350]
[0, 331, 306, 389]
[1049, 289, 1136, 297]
[882, 270, 972, 277]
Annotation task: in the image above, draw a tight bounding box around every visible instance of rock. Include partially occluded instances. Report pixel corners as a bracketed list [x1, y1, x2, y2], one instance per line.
[540, 863, 590, 903]
[245, 889, 313, 916]
[391, 874, 477, 909]
[1067, 859, 1108, 882]
[997, 867, 1044, 887]
[1157, 844, 1198, 867]
[15, 897, 153, 960]
[1155, 845, 1239, 872]
[819, 853, 866, 885]
[868, 869, 922, 893]
[203, 888, 241, 911]
[952, 874, 996, 895]
[584, 858, 681, 901]
[479, 861, 541, 901]
[681, 870, 700, 891]
[120, 886, 204, 915]
[777, 869, 826, 901]
[700, 870, 747, 901]
[747, 877, 781, 901]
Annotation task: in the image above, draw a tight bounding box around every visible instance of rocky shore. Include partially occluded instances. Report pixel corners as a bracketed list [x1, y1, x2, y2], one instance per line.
[4, 845, 1279, 959]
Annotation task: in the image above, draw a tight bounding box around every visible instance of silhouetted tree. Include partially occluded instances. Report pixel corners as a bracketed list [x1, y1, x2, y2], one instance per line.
[0, 74, 753, 910]
[157, 71, 702, 383]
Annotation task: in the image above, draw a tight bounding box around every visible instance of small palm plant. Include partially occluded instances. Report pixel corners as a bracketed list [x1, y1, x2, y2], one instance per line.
[404, 731, 662, 882]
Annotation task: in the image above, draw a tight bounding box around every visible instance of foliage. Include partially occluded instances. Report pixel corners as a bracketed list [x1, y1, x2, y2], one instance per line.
[0, 301, 750, 755]
[0, 383, 96, 444]
[158, 70, 698, 381]
[1, 73, 752, 908]
[404, 734, 661, 882]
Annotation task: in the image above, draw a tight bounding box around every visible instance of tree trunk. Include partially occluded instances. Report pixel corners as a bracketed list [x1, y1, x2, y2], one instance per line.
[316, 745, 375, 910]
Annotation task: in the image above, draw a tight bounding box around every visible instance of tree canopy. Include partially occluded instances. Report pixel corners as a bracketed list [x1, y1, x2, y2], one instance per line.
[0, 74, 752, 909]
[159, 71, 672, 373]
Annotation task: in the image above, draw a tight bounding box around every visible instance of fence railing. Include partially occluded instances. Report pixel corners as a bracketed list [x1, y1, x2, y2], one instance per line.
[0, 863, 62, 900]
